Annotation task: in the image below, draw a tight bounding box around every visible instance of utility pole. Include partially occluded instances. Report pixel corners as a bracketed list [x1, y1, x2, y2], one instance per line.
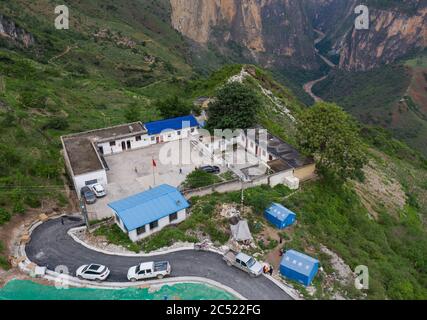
[240, 178, 245, 213]
[80, 198, 90, 229]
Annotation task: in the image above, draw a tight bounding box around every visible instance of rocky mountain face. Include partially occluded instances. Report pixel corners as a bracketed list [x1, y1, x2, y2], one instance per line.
[312, 0, 427, 71]
[0, 14, 34, 48]
[170, 0, 426, 71]
[170, 0, 318, 70]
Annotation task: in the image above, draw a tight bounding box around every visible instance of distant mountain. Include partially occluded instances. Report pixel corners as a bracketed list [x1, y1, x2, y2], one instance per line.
[170, 0, 426, 71]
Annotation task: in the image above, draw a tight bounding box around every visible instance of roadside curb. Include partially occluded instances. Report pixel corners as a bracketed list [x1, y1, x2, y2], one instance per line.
[68, 226, 226, 257]
[16, 214, 299, 300]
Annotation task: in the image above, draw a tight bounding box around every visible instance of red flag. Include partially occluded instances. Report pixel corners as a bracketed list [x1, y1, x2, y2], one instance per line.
[152, 159, 157, 167]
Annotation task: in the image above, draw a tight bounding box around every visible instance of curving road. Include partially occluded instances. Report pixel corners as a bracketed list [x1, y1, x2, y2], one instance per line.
[25, 217, 293, 300]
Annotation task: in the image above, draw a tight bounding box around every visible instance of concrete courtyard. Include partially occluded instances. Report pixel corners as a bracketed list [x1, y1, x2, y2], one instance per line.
[87, 139, 226, 220]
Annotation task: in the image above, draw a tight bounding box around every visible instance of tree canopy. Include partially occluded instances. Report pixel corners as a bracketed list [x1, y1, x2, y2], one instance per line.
[206, 82, 260, 131]
[124, 102, 141, 122]
[156, 95, 193, 119]
[297, 102, 367, 181]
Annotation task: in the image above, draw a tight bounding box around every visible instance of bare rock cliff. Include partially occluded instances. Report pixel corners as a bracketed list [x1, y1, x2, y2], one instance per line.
[0, 14, 34, 47]
[338, 6, 427, 71]
[170, 0, 317, 69]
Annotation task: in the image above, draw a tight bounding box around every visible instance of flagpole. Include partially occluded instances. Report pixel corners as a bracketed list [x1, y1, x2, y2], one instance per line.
[152, 156, 156, 187]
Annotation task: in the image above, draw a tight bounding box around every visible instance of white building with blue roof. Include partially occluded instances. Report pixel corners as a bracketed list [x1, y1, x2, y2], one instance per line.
[108, 184, 190, 242]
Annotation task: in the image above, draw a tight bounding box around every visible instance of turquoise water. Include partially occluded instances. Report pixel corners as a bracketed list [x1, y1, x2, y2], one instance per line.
[0, 280, 236, 300]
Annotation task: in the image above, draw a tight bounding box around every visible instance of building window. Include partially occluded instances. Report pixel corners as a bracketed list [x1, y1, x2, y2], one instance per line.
[110, 141, 116, 147]
[191, 128, 195, 133]
[177, 131, 181, 136]
[136, 225, 146, 235]
[136, 136, 142, 142]
[169, 212, 178, 222]
[149, 220, 159, 230]
[269, 155, 273, 161]
[151, 136, 155, 141]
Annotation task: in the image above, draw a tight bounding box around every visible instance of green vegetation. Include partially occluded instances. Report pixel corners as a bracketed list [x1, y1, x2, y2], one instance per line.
[207, 82, 260, 131]
[312, 65, 411, 123]
[310, 64, 427, 157]
[297, 102, 367, 181]
[0, 208, 11, 225]
[183, 169, 222, 189]
[0, 240, 10, 270]
[94, 224, 140, 253]
[156, 95, 193, 119]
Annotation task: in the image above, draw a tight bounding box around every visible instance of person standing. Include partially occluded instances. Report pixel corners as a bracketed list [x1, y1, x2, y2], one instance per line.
[269, 265, 274, 276]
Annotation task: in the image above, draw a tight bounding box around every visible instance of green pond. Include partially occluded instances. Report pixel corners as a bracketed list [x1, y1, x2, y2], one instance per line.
[0, 280, 236, 300]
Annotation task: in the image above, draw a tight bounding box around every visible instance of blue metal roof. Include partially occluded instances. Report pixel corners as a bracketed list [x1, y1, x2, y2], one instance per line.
[145, 115, 199, 135]
[265, 203, 296, 222]
[280, 250, 319, 277]
[108, 184, 190, 231]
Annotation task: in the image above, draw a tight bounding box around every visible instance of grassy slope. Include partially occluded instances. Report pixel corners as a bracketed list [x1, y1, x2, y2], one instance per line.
[1, 1, 427, 301]
[312, 57, 427, 157]
[0, 0, 192, 215]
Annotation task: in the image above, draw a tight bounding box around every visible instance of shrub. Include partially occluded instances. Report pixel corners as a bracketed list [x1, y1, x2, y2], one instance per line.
[42, 116, 69, 130]
[0, 208, 11, 225]
[183, 169, 221, 189]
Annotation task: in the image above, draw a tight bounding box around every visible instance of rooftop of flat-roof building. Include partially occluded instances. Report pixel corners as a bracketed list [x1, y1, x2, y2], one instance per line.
[249, 128, 314, 169]
[62, 122, 146, 176]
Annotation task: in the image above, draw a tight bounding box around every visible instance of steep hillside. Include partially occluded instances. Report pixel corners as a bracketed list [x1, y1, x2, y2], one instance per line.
[0, 0, 427, 301]
[311, 0, 426, 71]
[0, 0, 194, 214]
[170, 0, 319, 70]
[312, 53, 427, 157]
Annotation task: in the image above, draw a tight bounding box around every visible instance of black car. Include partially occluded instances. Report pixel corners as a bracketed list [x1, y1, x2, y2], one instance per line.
[199, 165, 221, 174]
[80, 186, 97, 204]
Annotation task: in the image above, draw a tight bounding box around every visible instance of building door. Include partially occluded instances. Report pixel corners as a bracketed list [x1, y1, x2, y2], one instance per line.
[127, 140, 131, 149]
[98, 146, 104, 155]
[156, 136, 160, 144]
[121, 141, 126, 151]
[255, 146, 259, 156]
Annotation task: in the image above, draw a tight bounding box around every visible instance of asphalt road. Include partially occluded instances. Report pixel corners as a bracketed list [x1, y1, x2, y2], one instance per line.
[25, 217, 293, 300]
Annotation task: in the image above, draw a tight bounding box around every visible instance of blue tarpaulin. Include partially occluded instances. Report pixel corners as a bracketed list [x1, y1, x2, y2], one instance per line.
[280, 250, 319, 286]
[108, 184, 190, 231]
[264, 203, 296, 229]
[145, 115, 199, 135]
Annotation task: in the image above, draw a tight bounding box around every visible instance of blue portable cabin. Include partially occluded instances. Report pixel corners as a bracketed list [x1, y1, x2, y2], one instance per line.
[280, 250, 319, 286]
[264, 203, 296, 229]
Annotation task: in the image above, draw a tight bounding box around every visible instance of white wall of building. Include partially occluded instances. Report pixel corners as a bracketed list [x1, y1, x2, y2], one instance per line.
[74, 170, 108, 198]
[98, 134, 151, 156]
[114, 209, 187, 242]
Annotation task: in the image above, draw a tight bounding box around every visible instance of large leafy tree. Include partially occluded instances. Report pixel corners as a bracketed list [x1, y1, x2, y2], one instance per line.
[297, 102, 367, 181]
[156, 95, 192, 119]
[207, 82, 260, 130]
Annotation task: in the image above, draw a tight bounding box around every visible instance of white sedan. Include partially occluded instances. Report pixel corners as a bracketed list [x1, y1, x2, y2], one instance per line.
[76, 264, 110, 282]
[90, 183, 107, 198]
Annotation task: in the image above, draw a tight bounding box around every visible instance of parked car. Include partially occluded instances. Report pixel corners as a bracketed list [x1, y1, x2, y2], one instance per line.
[80, 186, 97, 204]
[76, 264, 110, 282]
[223, 250, 263, 277]
[90, 183, 107, 198]
[199, 165, 220, 174]
[127, 261, 171, 282]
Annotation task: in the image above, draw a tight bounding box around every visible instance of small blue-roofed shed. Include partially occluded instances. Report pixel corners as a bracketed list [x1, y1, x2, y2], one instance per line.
[264, 203, 296, 229]
[144, 115, 199, 136]
[108, 184, 190, 242]
[280, 250, 319, 286]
